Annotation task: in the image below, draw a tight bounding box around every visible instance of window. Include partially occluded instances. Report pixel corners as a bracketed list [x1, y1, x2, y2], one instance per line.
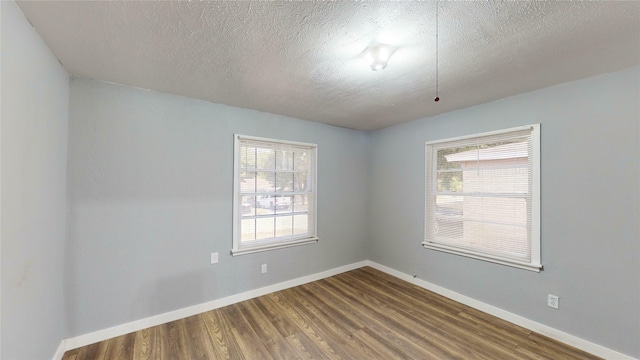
[424, 124, 541, 271]
[232, 135, 317, 255]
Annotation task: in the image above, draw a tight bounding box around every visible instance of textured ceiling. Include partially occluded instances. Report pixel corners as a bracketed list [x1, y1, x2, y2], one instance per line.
[16, 1, 640, 131]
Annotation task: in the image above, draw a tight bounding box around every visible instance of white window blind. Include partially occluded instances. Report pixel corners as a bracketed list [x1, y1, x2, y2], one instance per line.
[424, 124, 541, 271]
[232, 135, 317, 255]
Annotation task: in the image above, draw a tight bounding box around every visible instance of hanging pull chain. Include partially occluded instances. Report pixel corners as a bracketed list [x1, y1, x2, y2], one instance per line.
[434, 0, 440, 102]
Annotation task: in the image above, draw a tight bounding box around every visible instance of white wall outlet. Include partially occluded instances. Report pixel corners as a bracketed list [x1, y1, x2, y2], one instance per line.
[261, 264, 267, 274]
[548, 294, 559, 309]
[210, 252, 218, 264]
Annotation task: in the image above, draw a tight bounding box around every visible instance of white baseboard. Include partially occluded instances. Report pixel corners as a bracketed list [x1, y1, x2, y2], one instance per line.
[63, 260, 368, 351]
[365, 260, 636, 360]
[52, 341, 65, 360]
[58, 259, 635, 360]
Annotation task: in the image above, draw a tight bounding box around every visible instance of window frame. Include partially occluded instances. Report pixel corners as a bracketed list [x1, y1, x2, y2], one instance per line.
[232, 134, 318, 256]
[423, 124, 541, 272]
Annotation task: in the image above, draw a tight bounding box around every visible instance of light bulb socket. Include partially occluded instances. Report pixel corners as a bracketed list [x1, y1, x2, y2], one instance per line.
[366, 44, 392, 71]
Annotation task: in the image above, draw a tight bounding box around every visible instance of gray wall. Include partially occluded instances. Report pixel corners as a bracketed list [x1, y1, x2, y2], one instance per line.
[1, 1, 70, 359]
[66, 77, 370, 336]
[369, 66, 640, 357]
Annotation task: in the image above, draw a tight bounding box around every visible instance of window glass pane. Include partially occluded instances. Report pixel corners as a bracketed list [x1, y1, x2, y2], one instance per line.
[241, 219, 255, 242]
[276, 173, 295, 192]
[276, 196, 293, 214]
[275, 216, 293, 237]
[276, 150, 294, 171]
[256, 172, 275, 193]
[256, 217, 275, 240]
[437, 148, 466, 171]
[239, 172, 257, 193]
[292, 195, 308, 213]
[241, 195, 256, 217]
[294, 172, 308, 192]
[293, 214, 308, 235]
[294, 151, 309, 171]
[437, 170, 464, 192]
[256, 148, 275, 170]
[240, 146, 256, 170]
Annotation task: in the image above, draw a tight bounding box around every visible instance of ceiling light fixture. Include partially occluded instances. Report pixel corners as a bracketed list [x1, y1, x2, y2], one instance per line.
[366, 44, 392, 71]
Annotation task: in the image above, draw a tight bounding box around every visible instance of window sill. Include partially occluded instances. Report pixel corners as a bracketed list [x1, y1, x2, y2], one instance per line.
[232, 237, 319, 256]
[422, 242, 542, 272]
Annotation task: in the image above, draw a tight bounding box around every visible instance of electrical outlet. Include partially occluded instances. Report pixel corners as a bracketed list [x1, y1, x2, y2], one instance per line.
[261, 264, 267, 274]
[210, 252, 218, 264]
[548, 294, 559, 309]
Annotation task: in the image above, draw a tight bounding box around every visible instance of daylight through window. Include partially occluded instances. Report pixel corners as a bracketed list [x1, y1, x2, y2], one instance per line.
[424, 124, 541, 271]
[232, 135, 317, 255]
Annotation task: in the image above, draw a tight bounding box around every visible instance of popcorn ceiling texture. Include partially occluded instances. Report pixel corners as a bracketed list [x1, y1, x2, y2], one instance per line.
[17, 1, 640, 130]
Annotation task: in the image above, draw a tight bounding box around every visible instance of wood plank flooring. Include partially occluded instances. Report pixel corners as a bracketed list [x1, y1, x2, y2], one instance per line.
[62, 267, 600, 360]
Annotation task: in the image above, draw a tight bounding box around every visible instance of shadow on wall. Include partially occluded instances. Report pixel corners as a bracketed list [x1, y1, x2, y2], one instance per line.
[64, 230, 212, 336]
[64, 228, 78, 337]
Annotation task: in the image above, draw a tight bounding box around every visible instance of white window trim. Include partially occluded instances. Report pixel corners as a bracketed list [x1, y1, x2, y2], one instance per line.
[423, 124, 542, 272]
[232, 134, 318, 256]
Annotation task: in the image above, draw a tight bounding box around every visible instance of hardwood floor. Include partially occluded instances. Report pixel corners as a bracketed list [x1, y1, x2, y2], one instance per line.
[62, 267, 600, 359]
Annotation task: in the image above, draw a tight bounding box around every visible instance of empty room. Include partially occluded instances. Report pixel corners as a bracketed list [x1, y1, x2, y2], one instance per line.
[2, 1, 639, 359]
